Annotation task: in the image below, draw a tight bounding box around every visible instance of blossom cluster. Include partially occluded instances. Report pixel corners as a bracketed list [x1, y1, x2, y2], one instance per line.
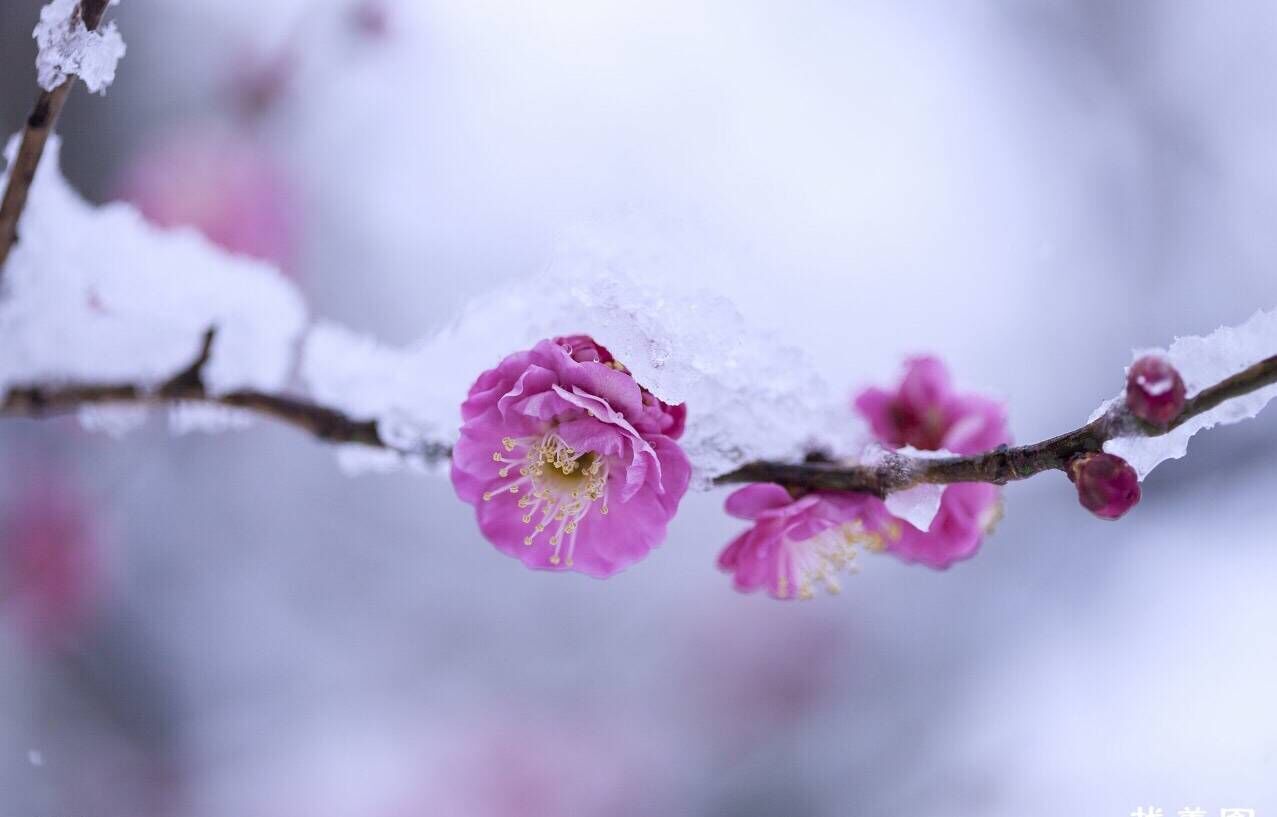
[451, 336, 1191, 599]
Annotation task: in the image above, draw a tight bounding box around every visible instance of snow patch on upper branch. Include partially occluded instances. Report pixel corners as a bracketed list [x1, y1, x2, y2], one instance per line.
[34, 0, 126, 94]
[0, 135, 305, 406]
[1097, 308, 1277, 478]
[303, 234, 868, 484]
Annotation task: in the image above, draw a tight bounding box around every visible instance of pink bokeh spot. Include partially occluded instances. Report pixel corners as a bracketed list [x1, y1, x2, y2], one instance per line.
[115, 129, 300, 275]
[854, 355, 1011, 570]
[451, 336, 689, 577]
[2, 476, 101, 651]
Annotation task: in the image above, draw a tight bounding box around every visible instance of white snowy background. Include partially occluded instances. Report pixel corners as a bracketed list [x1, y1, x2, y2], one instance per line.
[2, 1, 1277, 815]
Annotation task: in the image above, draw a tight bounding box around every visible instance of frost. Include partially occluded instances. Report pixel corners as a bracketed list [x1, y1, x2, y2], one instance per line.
[34, 0, 127, 94]
[1096, 308, 1277, 479]
[0, 135, 306, 414]
[168, 402, 254, 435]
[78, 404, 147, 436]
[303, 250, 868, 488]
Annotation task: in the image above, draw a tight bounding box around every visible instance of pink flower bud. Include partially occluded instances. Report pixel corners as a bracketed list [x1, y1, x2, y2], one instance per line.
[1125, 355, 1186, 427]
[1068, 452, 1140, 520]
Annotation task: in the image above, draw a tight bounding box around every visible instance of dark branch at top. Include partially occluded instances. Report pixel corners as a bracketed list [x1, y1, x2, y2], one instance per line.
[0, 0, 115, 274]
[714, 353, 1277, 496]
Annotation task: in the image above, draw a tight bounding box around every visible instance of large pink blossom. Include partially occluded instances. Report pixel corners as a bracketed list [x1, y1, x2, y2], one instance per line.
[717, 483, 901, 600]
[115, 129, 299, 274]
[854, 356, 1010, 569]
[451, 335, 690, 577]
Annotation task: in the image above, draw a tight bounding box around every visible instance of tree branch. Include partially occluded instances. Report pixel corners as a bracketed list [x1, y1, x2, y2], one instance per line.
[714, 353, 1277, 496]
[0, 329, 450, 464]
[2, 332, 1273, 493]
[0, 0, 113, 275]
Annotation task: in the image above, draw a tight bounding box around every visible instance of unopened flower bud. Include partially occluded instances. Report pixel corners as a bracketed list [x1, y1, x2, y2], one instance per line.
[1126, 356, 1186, 427]
[1068, 452, 1140, 520]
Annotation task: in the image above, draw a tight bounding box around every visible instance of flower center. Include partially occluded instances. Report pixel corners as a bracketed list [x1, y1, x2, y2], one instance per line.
[782, 519, 900, 600]
[483, 431, 610, 567]
[889, 402, 948, 451]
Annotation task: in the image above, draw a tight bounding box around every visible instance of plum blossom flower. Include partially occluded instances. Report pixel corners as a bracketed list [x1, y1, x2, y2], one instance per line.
[451, 335, 690, 577]
[854, 356, 1010, 569]
[717, 483, 901, 600]
[719, 357, 1009, 597]
[115, 128, 299, 273]
[854, 356, 1007, 455]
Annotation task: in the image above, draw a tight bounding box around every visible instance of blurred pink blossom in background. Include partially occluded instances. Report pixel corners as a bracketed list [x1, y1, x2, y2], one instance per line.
[115, 128, 300, 275]
[390, 715, 665, 817]
[1, 471, 101, 652]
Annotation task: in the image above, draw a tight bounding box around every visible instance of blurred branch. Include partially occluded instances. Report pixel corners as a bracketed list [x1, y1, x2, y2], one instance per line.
[715, 353, 1277, 496]
[0, 328, 451, 464]
[0, 0, 113, 276]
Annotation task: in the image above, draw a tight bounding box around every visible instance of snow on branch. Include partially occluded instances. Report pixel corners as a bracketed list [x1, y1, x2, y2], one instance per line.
[1, 128, 1274, 505]
[0, 137, 304, 404]
[0, 0, 1273, 517]
[35, 0, 126, 95]
[715, 348, 1277, 495]
[0, 0, 121, 272]
[1101, 309, 1277, 477]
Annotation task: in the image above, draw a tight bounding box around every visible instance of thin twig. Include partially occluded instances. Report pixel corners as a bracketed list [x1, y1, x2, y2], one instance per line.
[0, 0, 113, 274]
[714, 353, 1277, 496]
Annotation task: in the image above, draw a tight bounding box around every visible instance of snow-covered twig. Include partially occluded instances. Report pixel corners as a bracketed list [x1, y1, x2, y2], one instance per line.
[0, 328, 450, 464]
[0, 0, 115, 274]
[715, 353, 1277, 496]
[1, 326, 1272, 496]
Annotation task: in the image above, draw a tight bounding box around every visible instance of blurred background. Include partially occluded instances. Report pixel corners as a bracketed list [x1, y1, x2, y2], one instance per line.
[2, 1, 1276, 814]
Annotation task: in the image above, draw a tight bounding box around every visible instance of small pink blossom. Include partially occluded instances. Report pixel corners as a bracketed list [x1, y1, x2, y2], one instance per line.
[1, 476, 101, 650]
[679, 603, 847, 748]
[854, 356, 1010, 570]
[854, 356, 1008, 456]
[451, 336, 690, 577]
[115, 129, 299, 274]
[717, 483, 901, 600]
